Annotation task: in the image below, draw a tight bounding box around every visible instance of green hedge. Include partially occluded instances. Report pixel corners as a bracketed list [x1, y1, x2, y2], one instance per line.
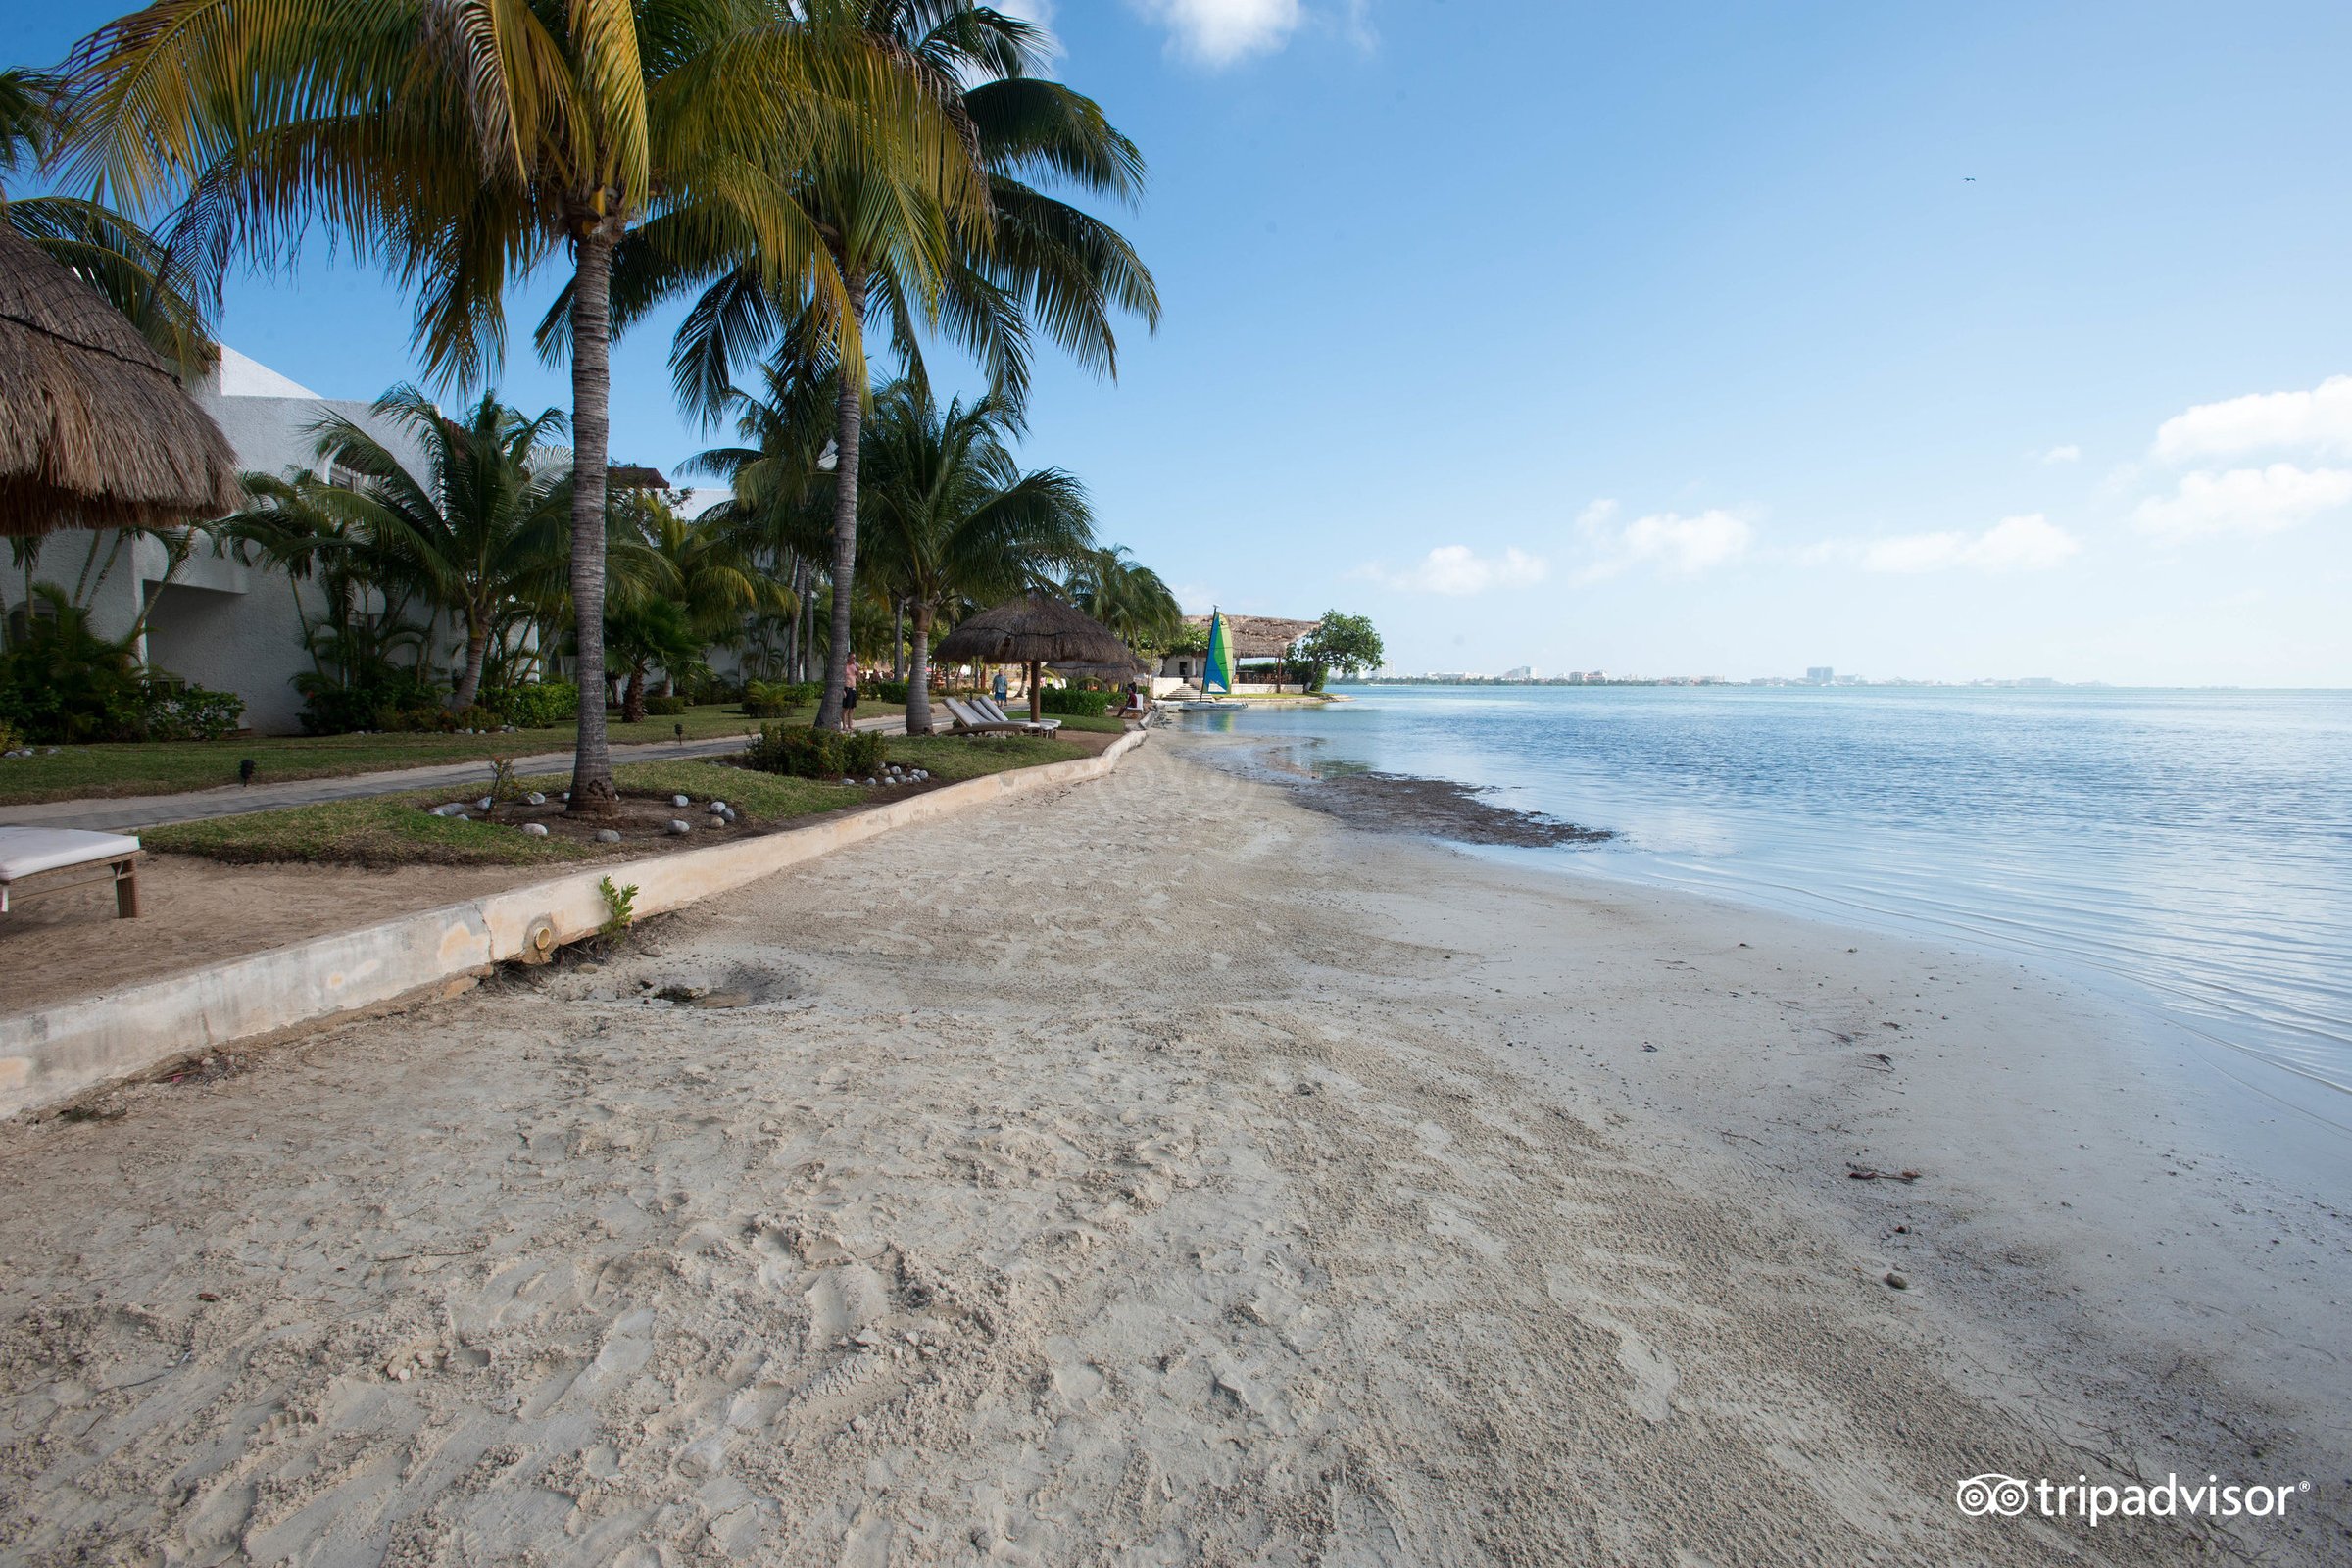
[744, 723, 886, 779]
[864, 679, 911, 704]
[1041, 685, 1112, 716]
[643, 694, 689, 715]
[485, 682, 579, 728]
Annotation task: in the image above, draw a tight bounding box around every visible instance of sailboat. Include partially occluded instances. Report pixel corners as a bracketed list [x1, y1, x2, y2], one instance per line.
[1180, 609, 1247, 710]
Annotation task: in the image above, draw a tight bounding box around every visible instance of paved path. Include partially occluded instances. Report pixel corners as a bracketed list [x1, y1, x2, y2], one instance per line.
[1, 716, 907, 834]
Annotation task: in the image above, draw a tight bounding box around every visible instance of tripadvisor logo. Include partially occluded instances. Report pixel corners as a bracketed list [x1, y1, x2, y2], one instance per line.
[1957, 1472, 2310, 1527]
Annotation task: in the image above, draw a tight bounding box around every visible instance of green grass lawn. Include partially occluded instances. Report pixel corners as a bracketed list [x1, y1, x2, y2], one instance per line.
[0, 705, 792, 807]
[144, 760, 862, 868]
[885, 732, 1088, 781]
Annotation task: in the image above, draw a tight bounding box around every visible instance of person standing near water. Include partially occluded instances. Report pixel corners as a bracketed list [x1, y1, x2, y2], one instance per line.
[992, 669, 1008, 704]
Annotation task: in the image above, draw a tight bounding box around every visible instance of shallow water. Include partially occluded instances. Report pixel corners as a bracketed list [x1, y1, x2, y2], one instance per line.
[1178, 686, 2352, 1111]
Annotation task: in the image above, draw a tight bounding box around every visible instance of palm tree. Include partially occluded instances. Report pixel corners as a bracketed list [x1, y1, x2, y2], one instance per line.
[684, 351, 844, 682]
[642, 2, 1158, 732]
[317, 388, 576, 710]
[859, 379, 1094, 733]
[1067, 544, 1182, 653]
[57, 0, 974, 813]
[0, 66, 215, 371]
[221, 388, 572, 711]
[613, 486, 792, 684]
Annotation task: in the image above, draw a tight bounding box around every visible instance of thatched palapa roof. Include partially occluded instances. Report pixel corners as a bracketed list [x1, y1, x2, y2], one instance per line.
[1186, 612, 1318, 660]
[0, 226, 244, 538]
[935, 595, 1131, 667]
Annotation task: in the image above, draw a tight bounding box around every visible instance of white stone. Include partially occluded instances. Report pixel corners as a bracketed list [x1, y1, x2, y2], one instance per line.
[475, 797, 493, 810]
[667, 819, 692, 835]
[595, 828, 622, 843]
[709, 800, 727, 812]
[525, 792, 547, 805]
[521, 822, 550, 837]
[671, 794, 692, 808]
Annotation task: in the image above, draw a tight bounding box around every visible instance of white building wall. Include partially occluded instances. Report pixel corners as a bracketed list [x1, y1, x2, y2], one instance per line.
[0, 350, 432, 735]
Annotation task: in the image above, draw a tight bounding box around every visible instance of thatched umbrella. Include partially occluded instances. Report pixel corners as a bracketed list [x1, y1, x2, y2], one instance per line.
[0, 226, 243, 538]
[935, 595, 1131, 725]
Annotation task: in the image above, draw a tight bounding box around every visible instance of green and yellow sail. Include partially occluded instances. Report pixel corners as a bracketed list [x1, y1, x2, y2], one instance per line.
[1202, 610, 1237, 695]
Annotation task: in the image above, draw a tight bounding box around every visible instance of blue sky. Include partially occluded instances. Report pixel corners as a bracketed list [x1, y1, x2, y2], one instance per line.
[18, 1, 2352, 684]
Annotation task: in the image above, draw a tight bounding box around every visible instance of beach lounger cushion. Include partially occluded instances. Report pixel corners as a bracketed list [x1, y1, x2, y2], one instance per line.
[0, 826, 144, 916]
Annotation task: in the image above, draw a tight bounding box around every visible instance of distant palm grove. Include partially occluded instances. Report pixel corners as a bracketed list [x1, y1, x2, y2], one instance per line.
[0, 2, 1184, 814]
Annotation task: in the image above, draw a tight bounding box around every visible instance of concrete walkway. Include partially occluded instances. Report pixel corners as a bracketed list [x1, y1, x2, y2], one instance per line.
[1, 716, 908, 834]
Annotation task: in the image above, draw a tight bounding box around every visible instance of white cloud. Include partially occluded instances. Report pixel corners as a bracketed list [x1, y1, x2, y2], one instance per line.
[1352, 544, 1548, 596]
[1129, 0, 1303, 65]
[1580, 507, 1752, 580]
[2151, 375, 2352, 464]
[2040, 443, 2081, 465]
[2134, 464, 2352, 539]
[1861, 513, 2081, 573]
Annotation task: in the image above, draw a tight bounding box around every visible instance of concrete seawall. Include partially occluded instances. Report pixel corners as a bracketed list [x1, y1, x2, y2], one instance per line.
[0, 730, 1144, 1119]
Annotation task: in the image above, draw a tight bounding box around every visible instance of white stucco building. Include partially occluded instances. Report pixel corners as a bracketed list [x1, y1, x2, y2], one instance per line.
[3, 348, 427, 734]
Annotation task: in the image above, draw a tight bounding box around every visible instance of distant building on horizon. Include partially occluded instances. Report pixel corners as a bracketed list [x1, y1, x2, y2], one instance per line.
[1501, 664, 1536, 680]
[1806, 665, 1835, 685]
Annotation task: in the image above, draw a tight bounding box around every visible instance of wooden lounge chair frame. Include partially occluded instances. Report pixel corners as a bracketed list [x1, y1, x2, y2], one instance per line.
[0, 847, 143, 918]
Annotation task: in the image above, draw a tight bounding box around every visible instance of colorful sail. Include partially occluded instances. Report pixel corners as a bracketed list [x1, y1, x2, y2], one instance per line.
[1202, 610, 1236, 694]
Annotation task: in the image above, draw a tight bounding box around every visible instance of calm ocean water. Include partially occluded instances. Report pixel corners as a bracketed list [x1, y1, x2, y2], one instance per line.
[1178, 686, 2352, 1110]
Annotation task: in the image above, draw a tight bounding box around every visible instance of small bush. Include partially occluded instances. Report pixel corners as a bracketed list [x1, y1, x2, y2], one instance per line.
[1040, 685, 1112, 716]
[484, 682, 579, 728]
[0, 716, 21, 753]
[643, 694, 689, 715]
[744, 723, 886, 780]
[744, 679, 819, 717]
[452, 703, 502, 730]
[864, 679, 910, 705]
[137, 680, 245, 741]
[299, 669, 443, 735]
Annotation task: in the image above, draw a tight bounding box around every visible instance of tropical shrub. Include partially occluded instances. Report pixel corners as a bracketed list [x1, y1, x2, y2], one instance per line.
[453, 704, 502, 730]
[485, 682, 579, 728]
[744, 679, 819, 717]
[643, 695, 689, 715]
[0, 592, 143, 742]
[744, 723, 885, 780]
[0, 716, 23, 753]
[865, 680, 910, 705]
[1040, 685, 1112, 716]
[138, 681, 245, 740]
[297, 668, 443, 735]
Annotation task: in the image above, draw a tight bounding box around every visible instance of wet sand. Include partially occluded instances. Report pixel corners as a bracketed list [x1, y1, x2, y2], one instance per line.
[0, 735, 2342, 1564]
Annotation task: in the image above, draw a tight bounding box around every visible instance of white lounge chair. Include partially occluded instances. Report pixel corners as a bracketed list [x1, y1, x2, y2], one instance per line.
[942, 697, 1055, 736]
[0, 826, 144, 918]
[972, 696, 1060, 734]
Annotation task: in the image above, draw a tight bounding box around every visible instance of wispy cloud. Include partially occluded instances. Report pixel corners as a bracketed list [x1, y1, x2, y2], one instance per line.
[2151, 375, 2352, 464]
[1128, 0, 1304, 65]
[2040, 443, 2082, 465]
[2134, 464, 2352, 539]
[1351, 544, 1548, 596]
[1856, 513, 2081, 572]
[1578, 501, 1752, 580]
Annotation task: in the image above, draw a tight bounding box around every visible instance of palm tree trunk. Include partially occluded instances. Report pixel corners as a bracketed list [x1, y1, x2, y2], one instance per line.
[892, 598, 904, 681]
[454, 610, 490, 711]
[906, 601, 935, 733]
[566, 217, 622, 816]
[815, 274, 867, 731]
[623, 665, 647, 723]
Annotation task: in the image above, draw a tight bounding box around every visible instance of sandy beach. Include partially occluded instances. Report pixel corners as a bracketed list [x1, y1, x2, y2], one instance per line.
[1, 732, 2343, 1565]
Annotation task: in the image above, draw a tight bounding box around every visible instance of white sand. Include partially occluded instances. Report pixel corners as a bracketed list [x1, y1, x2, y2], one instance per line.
[1, 735, 2343, 1565]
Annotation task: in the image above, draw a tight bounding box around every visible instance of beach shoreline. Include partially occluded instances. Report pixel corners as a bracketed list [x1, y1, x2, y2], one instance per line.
[0, 734, 2341, 1563]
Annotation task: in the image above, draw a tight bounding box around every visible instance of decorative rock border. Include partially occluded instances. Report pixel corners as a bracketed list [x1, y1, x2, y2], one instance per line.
[0, 730, 1144, 1120]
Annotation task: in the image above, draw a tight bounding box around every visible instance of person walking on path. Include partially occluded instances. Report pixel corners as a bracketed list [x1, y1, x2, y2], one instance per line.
[840, 669, 861, 734]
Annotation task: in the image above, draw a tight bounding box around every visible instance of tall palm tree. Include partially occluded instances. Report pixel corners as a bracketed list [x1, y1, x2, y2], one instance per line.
[859, 379, 1093, 733]
[1067, 543, 1182, 652]
[57, 0, 974, 813]
[628, 1, 1157, 732]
